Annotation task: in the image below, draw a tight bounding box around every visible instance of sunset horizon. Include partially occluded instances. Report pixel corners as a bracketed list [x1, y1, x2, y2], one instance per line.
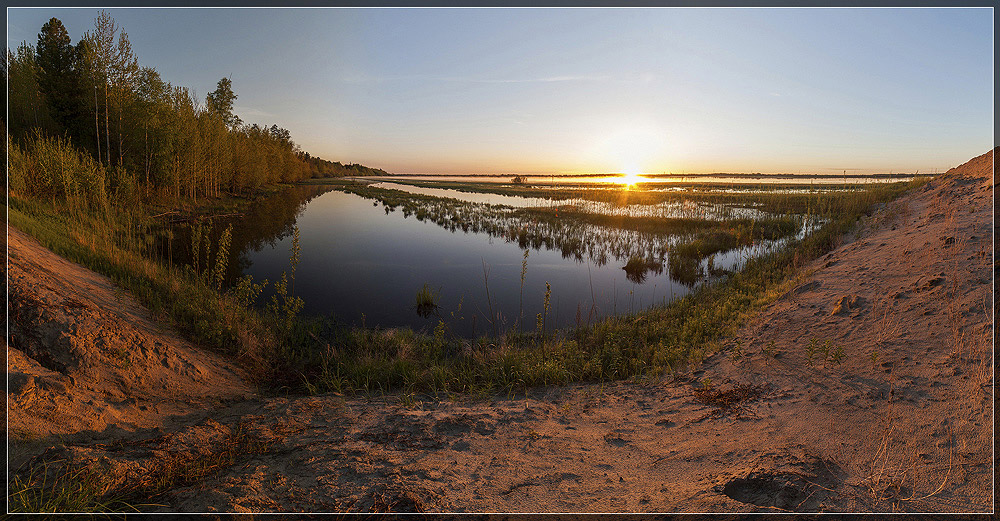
[7, 7, 992, 176]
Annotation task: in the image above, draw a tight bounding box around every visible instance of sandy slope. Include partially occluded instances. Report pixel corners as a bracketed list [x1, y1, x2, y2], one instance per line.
[6, 226, 255, 468]
[7, 149, 994, 513]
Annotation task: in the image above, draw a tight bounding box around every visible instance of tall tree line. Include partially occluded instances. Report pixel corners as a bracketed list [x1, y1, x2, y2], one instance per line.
[5, 12, 379, 206]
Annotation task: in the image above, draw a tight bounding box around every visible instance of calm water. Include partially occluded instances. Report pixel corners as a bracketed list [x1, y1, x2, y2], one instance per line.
[185, 185, 789, 337]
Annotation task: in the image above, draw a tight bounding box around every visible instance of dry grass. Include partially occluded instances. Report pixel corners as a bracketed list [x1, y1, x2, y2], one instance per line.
[866, 295, 902, 372]
[8, 420, 284, 513]
[692, 383, 768, 420]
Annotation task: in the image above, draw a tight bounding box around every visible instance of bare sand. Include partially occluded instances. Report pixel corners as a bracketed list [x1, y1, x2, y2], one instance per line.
[6, 149, 994, 513]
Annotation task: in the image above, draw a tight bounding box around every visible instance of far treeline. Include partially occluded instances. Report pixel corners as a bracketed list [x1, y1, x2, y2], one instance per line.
[5, 12, 389, 209]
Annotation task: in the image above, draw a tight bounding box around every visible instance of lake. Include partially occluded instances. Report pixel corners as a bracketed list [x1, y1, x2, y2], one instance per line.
[173, 183, 799, 338]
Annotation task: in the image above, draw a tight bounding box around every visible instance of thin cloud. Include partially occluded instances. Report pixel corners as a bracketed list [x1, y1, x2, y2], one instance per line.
[341, 73, 650, 85]
[235, 106, 275, 119]
[454, 75, 612, 84]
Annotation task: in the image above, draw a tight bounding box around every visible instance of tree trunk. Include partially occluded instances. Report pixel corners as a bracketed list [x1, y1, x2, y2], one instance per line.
[94, 86, 101, 166]
[144, 122, 149, 196]
[117, 100, 124, 168]
[104, 82, 111, 168]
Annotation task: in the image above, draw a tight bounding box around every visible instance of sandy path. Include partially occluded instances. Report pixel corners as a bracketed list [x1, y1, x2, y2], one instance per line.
[8, 149, 993, 513]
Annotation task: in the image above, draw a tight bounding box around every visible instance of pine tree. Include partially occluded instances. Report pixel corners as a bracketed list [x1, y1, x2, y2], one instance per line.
[36, 18, 84, 136]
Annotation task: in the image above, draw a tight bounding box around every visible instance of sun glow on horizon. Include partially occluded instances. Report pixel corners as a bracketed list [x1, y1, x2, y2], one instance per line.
[613, 170, 647, 188]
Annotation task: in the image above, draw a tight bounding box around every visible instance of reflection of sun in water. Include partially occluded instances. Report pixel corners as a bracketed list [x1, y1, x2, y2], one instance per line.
[616, 169, 646, 188]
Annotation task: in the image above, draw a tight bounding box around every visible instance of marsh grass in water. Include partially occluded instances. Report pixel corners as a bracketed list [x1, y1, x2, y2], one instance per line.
[334, 180, 805, 287]
[415, 283, 441, 318]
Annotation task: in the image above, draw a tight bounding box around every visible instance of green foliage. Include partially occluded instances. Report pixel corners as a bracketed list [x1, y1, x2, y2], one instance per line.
[35, 17, 85, 131]
[265, 226, 305, 332]
[6, 43, 57, 137]
[206, 77, 241, 129]
[212, 224, 233, 291]
[8, 130, 109, 215]
[232, 274, 268, 310]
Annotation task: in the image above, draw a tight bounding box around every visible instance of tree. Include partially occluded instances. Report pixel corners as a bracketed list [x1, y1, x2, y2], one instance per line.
[110, 29, 139, 168]
[75, 37, 102, 162]
[7, 43, 55, 139]
[82, 11, 137, 168]
[135, 66, 172, 191]
[36, 18, 84, 135]
[206, 77, 242, 130]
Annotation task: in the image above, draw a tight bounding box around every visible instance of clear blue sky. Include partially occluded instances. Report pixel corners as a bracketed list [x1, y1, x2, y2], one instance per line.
[7, 7, 994, 174]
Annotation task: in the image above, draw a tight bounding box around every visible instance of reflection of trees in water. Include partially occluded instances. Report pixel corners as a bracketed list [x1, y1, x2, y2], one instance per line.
[341, 184, 803, 287]
[153, 185, 336, 286]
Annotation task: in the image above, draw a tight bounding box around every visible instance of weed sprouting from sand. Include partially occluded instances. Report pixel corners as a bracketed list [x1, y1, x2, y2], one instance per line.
[761, 340, 777, 367]
[804, 337, 846, 367]
[728, 338, 746, 364]
[869, 349, 881, 371]
[868, 296, 902, 371]
[806, 337, 820, 366]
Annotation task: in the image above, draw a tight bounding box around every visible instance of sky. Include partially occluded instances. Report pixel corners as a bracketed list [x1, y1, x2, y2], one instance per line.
[6, 7, 994, 175]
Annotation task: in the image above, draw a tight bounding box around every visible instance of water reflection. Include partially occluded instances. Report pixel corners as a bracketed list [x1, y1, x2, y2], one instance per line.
[159, 185, 802, 337]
